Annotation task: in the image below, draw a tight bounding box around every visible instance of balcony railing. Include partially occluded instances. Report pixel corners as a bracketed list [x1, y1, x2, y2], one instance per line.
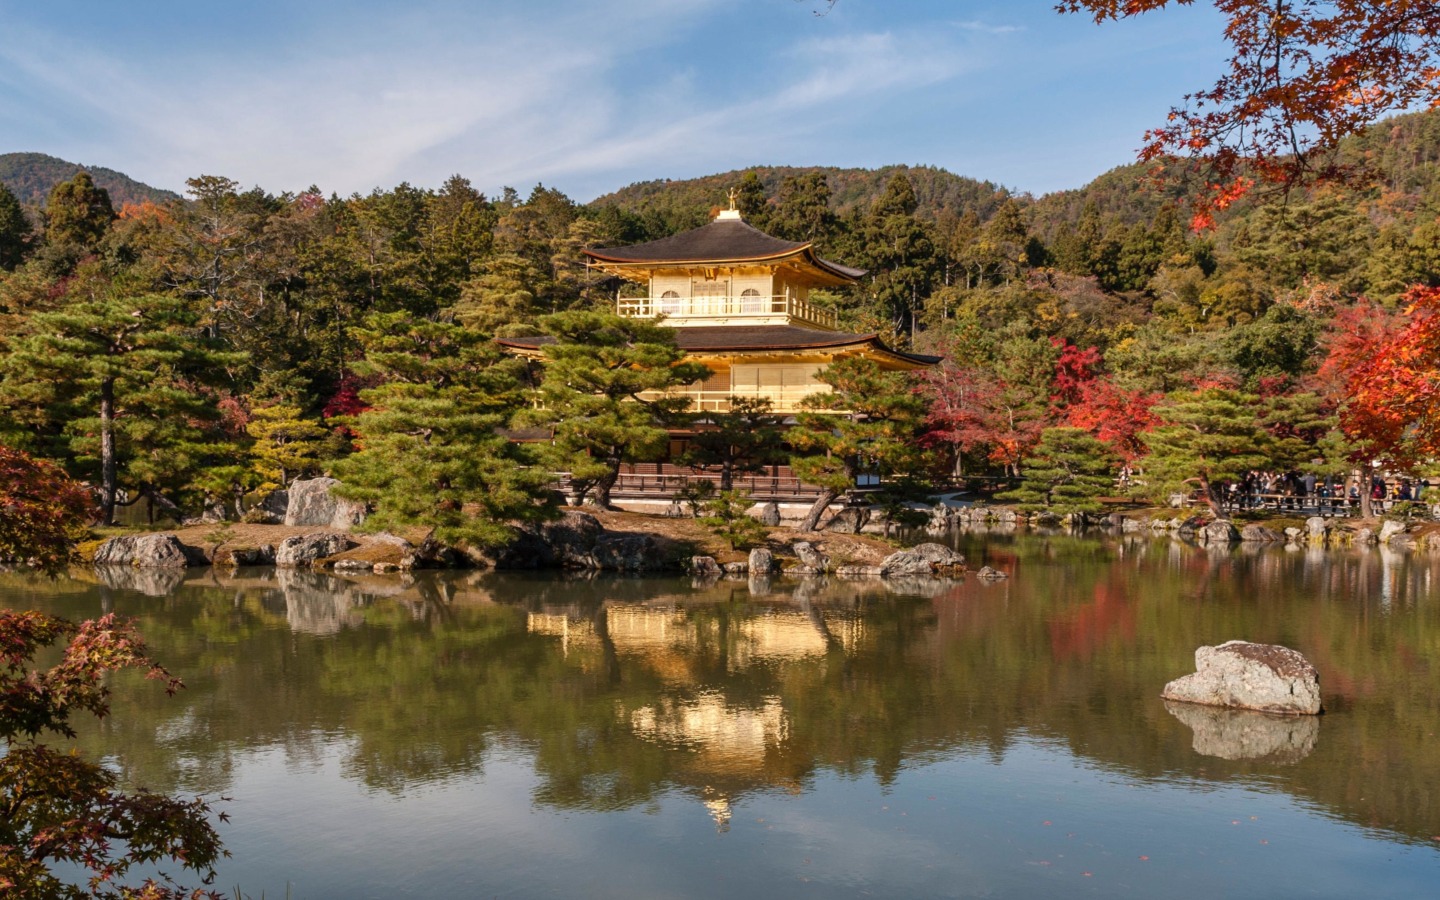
[640, 384, 835, 415]
[617, 294, 837, 330]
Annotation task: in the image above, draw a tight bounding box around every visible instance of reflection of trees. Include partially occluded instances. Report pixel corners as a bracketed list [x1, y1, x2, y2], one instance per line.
[6, 540, 1440, 845]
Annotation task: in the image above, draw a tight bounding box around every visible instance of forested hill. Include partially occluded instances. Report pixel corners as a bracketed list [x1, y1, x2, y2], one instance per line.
[0, 152, 179, 207]
[592, 108, 1440, 246]
[592, 164, 1016, 234]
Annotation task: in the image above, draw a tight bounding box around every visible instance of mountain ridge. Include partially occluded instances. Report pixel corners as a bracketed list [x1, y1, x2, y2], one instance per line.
[0, 152, 180, 208]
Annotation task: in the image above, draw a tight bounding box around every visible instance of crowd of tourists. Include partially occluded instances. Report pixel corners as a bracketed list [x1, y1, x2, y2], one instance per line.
[1220, 471, 1430, 514]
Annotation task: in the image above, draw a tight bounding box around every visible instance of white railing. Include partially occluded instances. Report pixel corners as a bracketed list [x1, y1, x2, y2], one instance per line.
[641, 385, 835, 414]
[617, 294, 837, 330]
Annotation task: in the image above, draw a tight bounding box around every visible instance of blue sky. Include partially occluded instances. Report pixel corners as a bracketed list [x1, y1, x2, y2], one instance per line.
[0, 0, 1227, 202]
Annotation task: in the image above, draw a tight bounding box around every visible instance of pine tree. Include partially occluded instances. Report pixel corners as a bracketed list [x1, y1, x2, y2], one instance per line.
[523, 311, 710, 509]
[245, 404, 329, 490]
[998, 426, 1117, 516]
[1142, 388, 1273, 516]
[332, 313, 553, 548]
[0, 181, 31, 270]
[44, 170, 114, 249]
[680, 396, 784, 491]
[789, 357, 928, 532]
[0, 273, 243, 523]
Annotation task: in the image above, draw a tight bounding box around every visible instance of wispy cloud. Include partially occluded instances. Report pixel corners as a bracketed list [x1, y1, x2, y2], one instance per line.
[0, 1, 989, 199]
[952, 20, 1024, 35]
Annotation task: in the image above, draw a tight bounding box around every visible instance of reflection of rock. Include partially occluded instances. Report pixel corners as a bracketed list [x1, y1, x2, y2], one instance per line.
[274, 568, 365, 634]
[1165, 700, 1319, 763]
[879, 575, 952, 597]
[1162, 640, 1322, 714]
[93, 564, 187, 596]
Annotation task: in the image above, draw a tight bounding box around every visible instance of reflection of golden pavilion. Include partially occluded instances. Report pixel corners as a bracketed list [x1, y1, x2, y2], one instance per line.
[628, 692, 790, 760]
[528, 604, 864, 671]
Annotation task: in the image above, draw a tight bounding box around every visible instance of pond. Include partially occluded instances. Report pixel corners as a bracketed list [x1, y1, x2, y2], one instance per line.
[4, 532, 1440, 898]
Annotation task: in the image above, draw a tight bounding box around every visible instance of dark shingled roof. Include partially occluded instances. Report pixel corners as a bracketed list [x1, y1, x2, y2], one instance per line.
[496, 325, 939, 366]
[585, 218, 865, 281]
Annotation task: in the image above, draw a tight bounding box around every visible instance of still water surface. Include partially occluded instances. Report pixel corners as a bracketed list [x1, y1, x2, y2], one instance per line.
[4, 532, 1440, 898]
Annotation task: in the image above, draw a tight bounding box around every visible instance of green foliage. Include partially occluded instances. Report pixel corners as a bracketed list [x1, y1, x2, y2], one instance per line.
[245, 404, 329, 490]
[998, 427, 1118, 515]
[0, 272, 244, 523]
[0, 182, 30, 271]
[698, 489, 770, 549]
[789, 358, 928, 531]
[333, 313, 554, 548]
[679, 396, 784, 491]
[1142, 389, 1273, 513]
[44, 170, 114, 250]
[673, 479, 716, 517]
[0, 611, 225, 898]
[523, 311, 710, 509]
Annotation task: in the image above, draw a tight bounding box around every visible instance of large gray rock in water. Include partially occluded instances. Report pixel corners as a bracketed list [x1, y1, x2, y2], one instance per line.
[275, 532, 356, 568]
[284, 477, 368, 530]
[92, 533, 203, 568]
[1162, 640, 1322, 715]
[1240, 524, 1281, 542]
[1164, 700, 1319, 763]
[690, 555, 722, 577]
[879, 542, 964, 577]
[748, 547, 775, 574]
[1305, 516, 1329, 541]
[1199, 521, 1240, 544]
[791, 541, 830, 572]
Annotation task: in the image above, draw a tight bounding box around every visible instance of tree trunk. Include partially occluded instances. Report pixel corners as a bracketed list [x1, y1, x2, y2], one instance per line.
[1200, 476, 1224, 519]
[99, 377, 117, 525]
[720, 461, 733, 492]
[798, 488, 838, 533]
[591, 463, 620, 511]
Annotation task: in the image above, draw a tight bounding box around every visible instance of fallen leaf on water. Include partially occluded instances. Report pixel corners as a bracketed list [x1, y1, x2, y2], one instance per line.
[1043, 820, 1052, 826]
[1260, 840, 1269, 845]
[1231, 820, 1241, 825]
[1082, 871, 1093, 877]
[1139, 856, 1149, 861]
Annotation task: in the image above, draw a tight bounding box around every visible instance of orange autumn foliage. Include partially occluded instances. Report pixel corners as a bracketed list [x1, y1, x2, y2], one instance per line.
[1061, 1, 1440, 216]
